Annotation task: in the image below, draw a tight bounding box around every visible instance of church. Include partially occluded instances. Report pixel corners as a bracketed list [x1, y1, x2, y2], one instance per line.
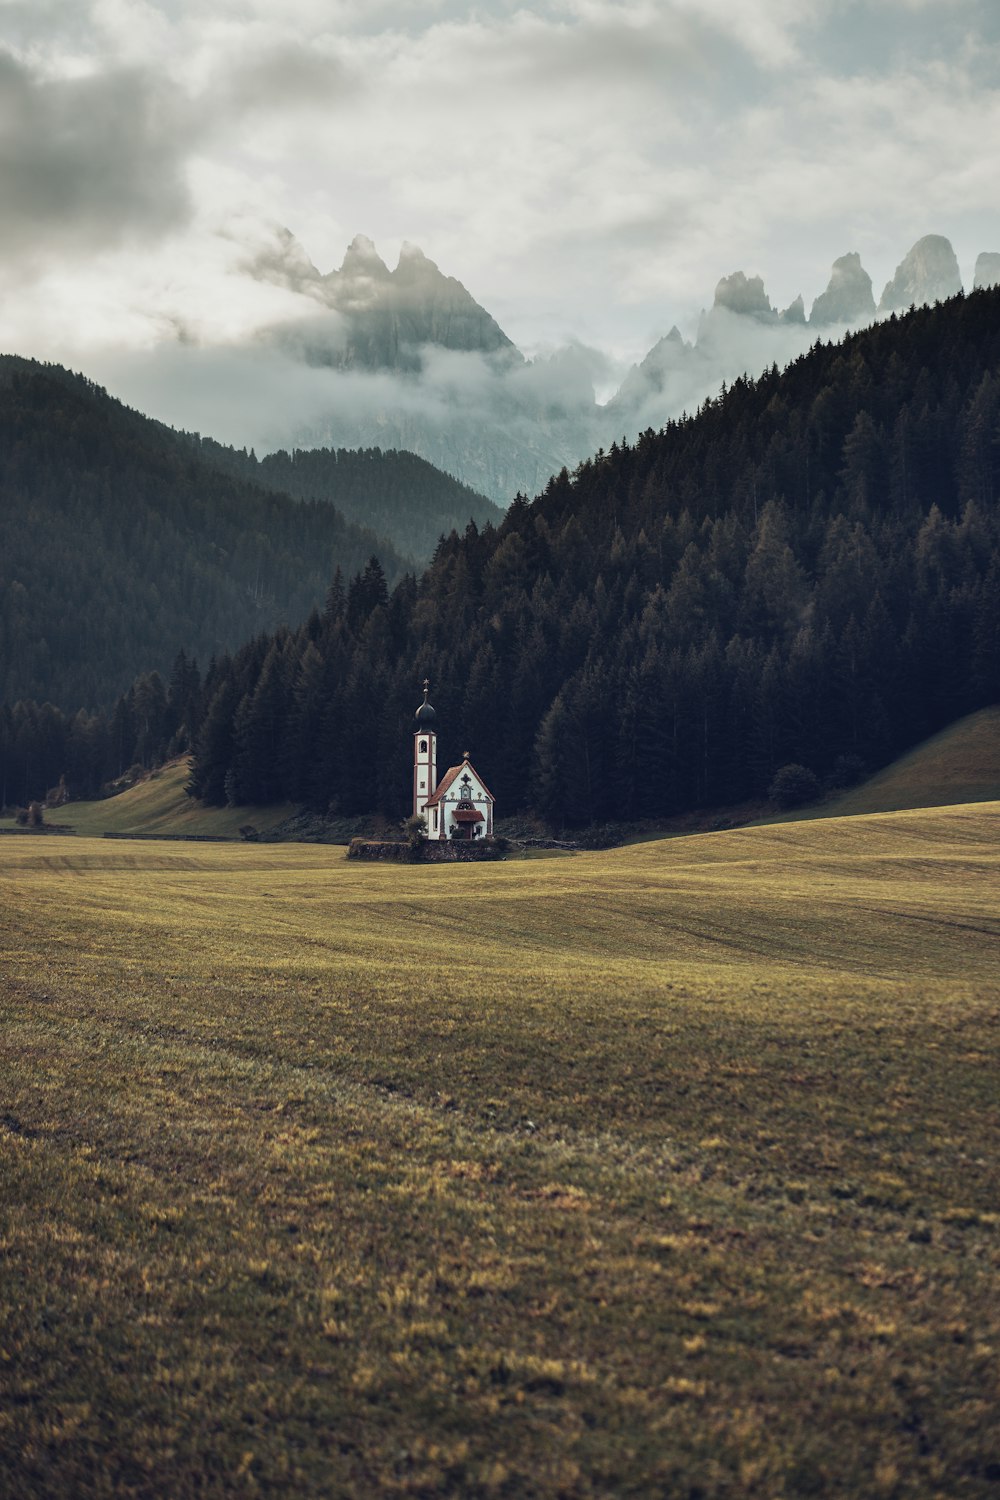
[412, 681, 495, 840]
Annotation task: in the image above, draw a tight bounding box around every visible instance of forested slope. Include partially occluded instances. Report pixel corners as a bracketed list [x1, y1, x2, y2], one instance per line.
[197, 440, 501, 565]
[183, 290, 1000, 822]
[0, 357, 415, 710]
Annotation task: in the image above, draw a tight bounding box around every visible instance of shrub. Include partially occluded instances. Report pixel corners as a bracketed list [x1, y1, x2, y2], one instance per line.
[768, 763, 821, 809]
[402, 813, 427, 850]
[825, 753, 867, 791]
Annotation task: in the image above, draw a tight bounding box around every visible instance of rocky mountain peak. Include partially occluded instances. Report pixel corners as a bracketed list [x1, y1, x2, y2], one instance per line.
[397, 240, 430, 264]
[393, 242, 443, 285]
[713, 271, 775, 322]
[340, 234, 391, 280]
[878, 235, 962, 314]
[810, 252, 875, 326]
[973, 252, 1000, 290]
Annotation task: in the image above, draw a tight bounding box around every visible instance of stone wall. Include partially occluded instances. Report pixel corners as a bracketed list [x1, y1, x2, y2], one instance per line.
[347, 838, 506, 863]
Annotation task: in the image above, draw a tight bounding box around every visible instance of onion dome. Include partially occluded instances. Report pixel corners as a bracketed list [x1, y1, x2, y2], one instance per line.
[414, 678, 437, 732]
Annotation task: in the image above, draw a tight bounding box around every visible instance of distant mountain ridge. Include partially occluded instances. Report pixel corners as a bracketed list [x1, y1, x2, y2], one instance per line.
[235, 229, 1000, 504]
[250, 230, 518, 373]
[606, 233, 997, 436]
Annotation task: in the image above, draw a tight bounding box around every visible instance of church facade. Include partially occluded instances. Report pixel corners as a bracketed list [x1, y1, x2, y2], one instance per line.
[412, 681, 495, 840]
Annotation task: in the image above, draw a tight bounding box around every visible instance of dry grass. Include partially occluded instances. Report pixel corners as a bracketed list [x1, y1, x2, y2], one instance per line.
[1, 804, 999, 1497]
[8, 759, 296, 839]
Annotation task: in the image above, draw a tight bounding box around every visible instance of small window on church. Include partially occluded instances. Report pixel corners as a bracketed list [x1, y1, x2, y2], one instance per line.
[419, 740, 427, 753]
[420, 780, 425, 789]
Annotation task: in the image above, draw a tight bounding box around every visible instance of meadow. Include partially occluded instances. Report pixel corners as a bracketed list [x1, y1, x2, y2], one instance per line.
[33, 759, 297, 840]
[1, 806, 999, 1497]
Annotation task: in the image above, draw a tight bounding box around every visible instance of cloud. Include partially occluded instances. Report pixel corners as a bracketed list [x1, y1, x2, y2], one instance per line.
[218, 41, 357, 115]
[0, 0, 997, 406]
[0, 48, 195, 268]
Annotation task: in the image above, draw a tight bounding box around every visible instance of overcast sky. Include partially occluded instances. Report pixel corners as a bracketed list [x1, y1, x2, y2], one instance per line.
[0, 0, 998, 380]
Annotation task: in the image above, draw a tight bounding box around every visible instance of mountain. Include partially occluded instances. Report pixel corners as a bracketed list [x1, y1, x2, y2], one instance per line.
[604, 235, 992, 445]
[293, 378, 592, 511]
[700, 270, 805, 326]
[877, 234, 963, 313]
[974, 252, 1000, 290]
[0, 355, 472, 711]
[243, 230, 594, 502]
[224, 229, 1000, 508]
[252, 230, 519, 373]
[177, 287, 1000, 824]
[809, 252, 876, 326]
[605, 326, 693, 416]
[195, 439, 501, 565]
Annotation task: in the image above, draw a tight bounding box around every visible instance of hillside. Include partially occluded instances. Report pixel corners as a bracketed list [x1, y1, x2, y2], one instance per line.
[17, 759, 295, 840]
[197, 439, 501, 566]
[0, 356, 466, 710]
[181, 289, 1000, 820]
[2, 802, 998, 1496]
[821, 705, 1000, 817]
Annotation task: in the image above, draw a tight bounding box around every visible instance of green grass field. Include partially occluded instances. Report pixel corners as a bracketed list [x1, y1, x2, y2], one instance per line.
[2, 806, 999, 1497]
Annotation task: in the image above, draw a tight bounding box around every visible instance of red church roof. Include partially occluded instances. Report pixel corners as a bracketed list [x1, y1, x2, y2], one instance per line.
[424, 758, 495, 807]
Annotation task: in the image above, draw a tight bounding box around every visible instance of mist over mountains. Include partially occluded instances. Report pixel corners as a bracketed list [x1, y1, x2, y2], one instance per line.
[95, 229, 1000, 506]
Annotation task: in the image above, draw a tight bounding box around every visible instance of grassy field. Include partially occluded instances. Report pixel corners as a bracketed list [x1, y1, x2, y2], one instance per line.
[7, 759, 297, 839]
[1, 806, 999, 1497]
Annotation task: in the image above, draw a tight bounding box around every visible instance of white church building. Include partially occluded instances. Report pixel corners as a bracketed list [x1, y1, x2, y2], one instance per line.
[412, 680, 495, 840]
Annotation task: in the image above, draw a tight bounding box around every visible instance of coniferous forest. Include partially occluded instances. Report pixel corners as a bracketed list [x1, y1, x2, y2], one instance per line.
[3, 290, 1000, 821]
[197, 440, 502, 568]
[0, 355, 489, 713]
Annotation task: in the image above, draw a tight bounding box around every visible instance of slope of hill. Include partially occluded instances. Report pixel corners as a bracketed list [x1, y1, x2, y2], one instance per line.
[21, 759, 294, 839]
[0, 356, 434, 710]
[196, 439, 501, 565]
[821, 705, 1000, 817]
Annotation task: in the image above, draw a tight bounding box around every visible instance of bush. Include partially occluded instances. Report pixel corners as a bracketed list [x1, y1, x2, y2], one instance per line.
[825, 753, 867, 791]
[768, 763, 821, 809]
[402, 813, 427, 849]
[45, 775, 69, 808]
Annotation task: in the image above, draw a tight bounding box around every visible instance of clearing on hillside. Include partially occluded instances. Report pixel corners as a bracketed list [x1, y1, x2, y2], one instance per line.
[1, 804, 998, 1498]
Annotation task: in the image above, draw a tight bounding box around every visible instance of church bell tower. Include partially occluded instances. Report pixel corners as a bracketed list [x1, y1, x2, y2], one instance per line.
[413, 679, 438, 820]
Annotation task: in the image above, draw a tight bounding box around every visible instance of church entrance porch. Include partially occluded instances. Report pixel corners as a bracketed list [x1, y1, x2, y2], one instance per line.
[451, 806, 485, 840]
